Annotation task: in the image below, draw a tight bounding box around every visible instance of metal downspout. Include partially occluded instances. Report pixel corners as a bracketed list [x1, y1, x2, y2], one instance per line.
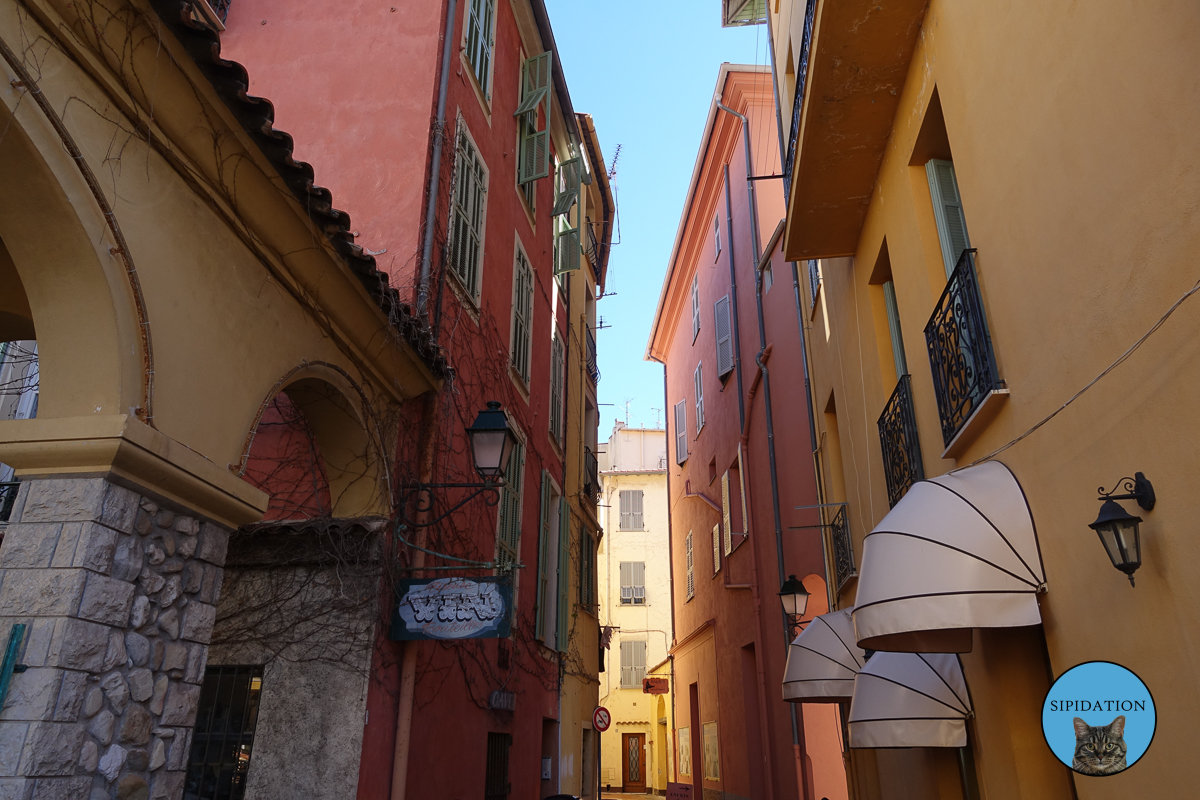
[724, 165, 747, 433]
[416, 0, 457, 319]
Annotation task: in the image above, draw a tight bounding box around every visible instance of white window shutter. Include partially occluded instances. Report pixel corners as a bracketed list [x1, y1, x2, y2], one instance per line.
[721, 471, 732, 556]
[712, 524, 721, 574]
[686, 532, 694, 598]
[620, 561, 632, 603]
[633, 562, 646, 603]
[694, 364, 705, 431]
[674, 401, 688, 464]
[925, 159, 971, 278]
[714, 296, 733, 377]
[691, 275, 700, 340]
[632, 490, 644, 529]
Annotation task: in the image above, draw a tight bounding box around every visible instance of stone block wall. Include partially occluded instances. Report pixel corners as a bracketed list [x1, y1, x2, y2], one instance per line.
[0, 478, 229, 800]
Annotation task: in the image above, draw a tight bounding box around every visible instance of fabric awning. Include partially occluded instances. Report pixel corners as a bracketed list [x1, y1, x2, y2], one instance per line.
[853, 461, 1045, 653]
[783, 609, 866, 703]
[848, 652, 972, 748]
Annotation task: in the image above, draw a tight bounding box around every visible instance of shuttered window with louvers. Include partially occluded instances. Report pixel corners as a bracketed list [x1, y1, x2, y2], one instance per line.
[516, 52, 552, 185]
[495, 438, 525, 573]
[685, 532, 694, 599]
[721, 471, 733, 556]
[449, 128, 487, 300]
[694, 363, 705, 432]
[712, 523, 721, 574]
[691, 274, 701, 341]
[510, 247, 533, 382]
[618, 490, 644, 530]
[714, 295, 734, 377]
[620, 640, 647, 688]
[619, 561, 646, 605]
[925, 159, 971, 278]
[674, 401, 688, 464]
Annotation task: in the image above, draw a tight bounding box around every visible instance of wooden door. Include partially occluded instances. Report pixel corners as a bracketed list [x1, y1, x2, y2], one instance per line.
[621, 733, 646, 793]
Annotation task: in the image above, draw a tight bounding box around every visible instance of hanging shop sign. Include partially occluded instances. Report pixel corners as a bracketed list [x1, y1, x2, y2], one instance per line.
[643, 677, 669, 695]
[390, 577, 512, 640]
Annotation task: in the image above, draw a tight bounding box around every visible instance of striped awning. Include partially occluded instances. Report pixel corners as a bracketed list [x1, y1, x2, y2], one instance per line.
[783, 609, 865, 703]
[853, 461, 1045, 653]
[848, 652, 973, 748]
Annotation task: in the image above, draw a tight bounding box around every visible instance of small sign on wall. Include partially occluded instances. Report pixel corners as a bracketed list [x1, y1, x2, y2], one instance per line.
[541, 757, 552, 780]
[667, 782, 694, 800]
[390, 577, 512, 640]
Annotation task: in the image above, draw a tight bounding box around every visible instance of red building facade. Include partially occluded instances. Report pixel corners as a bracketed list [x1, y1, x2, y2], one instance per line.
[646, 66, 847, 800]
[218, 1, 606, 798]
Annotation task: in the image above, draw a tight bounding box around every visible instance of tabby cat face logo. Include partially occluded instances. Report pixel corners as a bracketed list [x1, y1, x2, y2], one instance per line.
[1042, 661, 1156, 776]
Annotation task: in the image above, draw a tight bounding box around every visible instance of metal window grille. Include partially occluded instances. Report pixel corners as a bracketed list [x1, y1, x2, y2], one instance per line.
[620, 640, 647, 688]
[878, 374, 925, 507]
[685, 532, 694, 599]
[210, 0, 232, 23]
[807, 259, 821, 307]
[583, 447, 601, 503]
[485, 732, 512, 800]
[0, 482, 17, 523]
[449, 130, 487, 299]
[619, 562, 646, 605]
[830, 505, 856, 591]
[183, 666, 264, 800]
[510, 250, 533, 381]
[783, 0, 817, 196]
[618, 490, 644, 530]
[586, 325, 600, 383]
[495, 439, 525, 571]
[465, 0, 496, 98]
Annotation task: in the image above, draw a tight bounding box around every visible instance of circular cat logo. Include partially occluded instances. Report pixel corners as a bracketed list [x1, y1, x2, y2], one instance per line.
[1042, 661, 1156, 776]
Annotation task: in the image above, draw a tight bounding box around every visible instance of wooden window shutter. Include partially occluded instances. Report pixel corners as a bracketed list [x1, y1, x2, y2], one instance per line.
[691, 275, 701, 340]
[535, 472, 553, 640]
[466, 0, 496, 98]
[712, 523, 721, 574]
[631, 490, 644, 529]
[694, 363, 705, 431]
[620, 562, 633, 604]
[632, 562, 646, 604]
[549, 333, 565, 442]
[510, 250, 533, 382]
[514, 51, 552, 117]
[882, 280, 908, 377]
[925, 159, 971, 277]
[556, 500, 570, 652]
[515, 53, 553, 187]
[553, 157, 582, 217]
[721, 471, 733, 556]
[555, 226, 581, 274]
[633, 640, 646, 684]
[714, 295, 734, 376]
[496, 439, 524, 571]
[449, 130, 486, 299]
[674, 401, 688, 464]
[685, 532, 694, 598]
[737, 445, 749, 536]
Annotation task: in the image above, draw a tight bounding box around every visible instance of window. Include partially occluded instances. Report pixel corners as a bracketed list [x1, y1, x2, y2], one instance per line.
[694, 363, 705, 434]
[618, 489, 644, 530]
[685, 532, 694, 599]
[536, 472, 568, 649]
[495, 436, 526, 571]
[465, 0, 496, 98]
[926, 159, 971, 277]
[714, 216, 721, 259]
[712, 523, 721, 574]
[807, 259, 820, 307]
[553, 157, 582, 217]
[516, 52, 552, 186]
[673, 400, 688, 464]
[579, 530, 597, 608]
[449, 126, 487, 300]
[554, 216, 580, 278]
[883, 279, 908, 377]
[691, 274, 701, 341]
[510, 246, 534, 382]
[549, 330, 565, 444]
[762, 262, 774, 293]
[714, 296, 733, 377]
[184, 666, 263, 800]
[619, 639, 647, 688]
[485, 732, 512, 800]
[619, 561, 646, 605]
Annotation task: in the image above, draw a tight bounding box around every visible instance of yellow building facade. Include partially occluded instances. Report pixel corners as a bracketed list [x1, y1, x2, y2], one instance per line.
[770, 1, 1200, 798]
[597, 423, 674, 794]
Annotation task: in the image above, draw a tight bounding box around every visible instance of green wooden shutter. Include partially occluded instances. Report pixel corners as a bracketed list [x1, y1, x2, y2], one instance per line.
[556, 499, 570, 653]
[883, 280, 908, 377]
[552, 157, 582, 217]
[514, 51, 552, 117]
[925, 159, 971, 277]
[554, 226, 580, 274]
[535, 471, 552, 640]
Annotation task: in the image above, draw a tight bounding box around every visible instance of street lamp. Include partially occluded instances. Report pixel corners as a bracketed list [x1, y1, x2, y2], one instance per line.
[779, 574, 810, 621]
[467, 401, 518, 481]
[1089, 472, 1155, 587]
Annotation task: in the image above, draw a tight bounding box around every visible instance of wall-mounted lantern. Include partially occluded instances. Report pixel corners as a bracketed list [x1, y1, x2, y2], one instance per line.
[779, 574, 811, 630]
[1089, 472, 1155, 587]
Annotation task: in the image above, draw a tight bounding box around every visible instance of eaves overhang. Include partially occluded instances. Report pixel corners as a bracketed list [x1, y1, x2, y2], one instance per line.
[783, 0, 929, 261]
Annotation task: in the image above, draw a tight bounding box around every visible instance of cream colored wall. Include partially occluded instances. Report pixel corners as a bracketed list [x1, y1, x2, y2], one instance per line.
[791, 0, 1200, 798]
[597, 425, 671, 791]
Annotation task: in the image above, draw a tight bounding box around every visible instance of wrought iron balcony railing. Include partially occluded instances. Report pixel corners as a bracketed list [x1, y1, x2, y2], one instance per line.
[877, 374, 924, 508]
[586, 326, 600, 384]
[924, 249, 1003, 448]
[584, 447, 600, 504]
[211, 0, 232, 23]
[783, 0, 817, 196]
[0, 482, 18, 523]
[829, 504, 856, 592]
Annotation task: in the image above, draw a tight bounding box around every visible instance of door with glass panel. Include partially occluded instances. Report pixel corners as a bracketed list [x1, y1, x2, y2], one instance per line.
[621, 733, 646, 793]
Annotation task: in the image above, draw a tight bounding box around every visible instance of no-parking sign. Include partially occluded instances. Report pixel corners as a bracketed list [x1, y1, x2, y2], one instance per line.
[593, 706, 611, 732]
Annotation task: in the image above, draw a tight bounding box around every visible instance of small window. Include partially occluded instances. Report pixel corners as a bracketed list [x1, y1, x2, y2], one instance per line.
[549, 331, 565, 444]
[618, 490, 644, 530]
[926, 159, 972, 277]
[694, 363, 705, 434]
[516, 52, 553, 186]
[620, 561, 646, 605]
[510, 246, 534, 382]
[620, 639, 647, 688]
[685, 532, 694, 599]
[674, 400, 688, 464]
[464, 0, 497, 98]
[762, 262, 774, 293]
[807, 259, 820, 307]
[714, 296, 733, 377]
[691, 274, 701, 342]
[495, 436, 526, 572]
[536, 473, 569, 650]
[578, 530, 597, 608]
[485, 732, 513, 800]
[184, 666, 264, 800]
[714, 217, 722, 260]
[449, 126, 488, 300]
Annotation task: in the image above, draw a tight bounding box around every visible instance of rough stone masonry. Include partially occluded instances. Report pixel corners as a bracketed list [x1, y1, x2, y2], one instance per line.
[0, 478, 229, 800]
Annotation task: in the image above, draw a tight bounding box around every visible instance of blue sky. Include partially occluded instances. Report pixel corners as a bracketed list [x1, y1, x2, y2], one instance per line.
[544, 2, 769, 432]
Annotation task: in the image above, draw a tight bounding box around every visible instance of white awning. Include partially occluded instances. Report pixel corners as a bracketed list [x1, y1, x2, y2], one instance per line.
[848, 652, 972, 749]
[783, 609, 865, 703]
[853, 461, 1045, 653]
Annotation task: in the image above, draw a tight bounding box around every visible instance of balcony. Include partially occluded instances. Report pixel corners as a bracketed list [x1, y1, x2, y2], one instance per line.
[923, 249, 1007, 456]
[586, 222, 602, 281]
[877, 374, 924, 507]
[829, 505, 856, 592]
[0, 482, 18, 523]
[586, 326, 600, 384]
[584, 447, 600, 504]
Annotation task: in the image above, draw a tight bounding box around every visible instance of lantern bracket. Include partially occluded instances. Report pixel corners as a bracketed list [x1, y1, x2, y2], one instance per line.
[1097, 472, 1155, 511]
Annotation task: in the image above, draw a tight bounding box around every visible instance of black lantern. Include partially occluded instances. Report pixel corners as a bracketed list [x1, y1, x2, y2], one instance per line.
[1089, 472, 1155, 587]
[779, 574, 810, 619]
[467, 402, 517, 481]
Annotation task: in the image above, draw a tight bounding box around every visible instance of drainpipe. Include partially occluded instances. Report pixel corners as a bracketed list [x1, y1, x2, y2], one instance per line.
[416, 0, 457, 320]
[723, 165, 746, 433]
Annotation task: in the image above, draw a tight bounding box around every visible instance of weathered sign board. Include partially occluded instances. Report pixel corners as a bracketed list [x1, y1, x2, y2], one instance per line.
[666, 782, 694, 800]
[390, 577, 512, 640]
[643, 676, 670, 695]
